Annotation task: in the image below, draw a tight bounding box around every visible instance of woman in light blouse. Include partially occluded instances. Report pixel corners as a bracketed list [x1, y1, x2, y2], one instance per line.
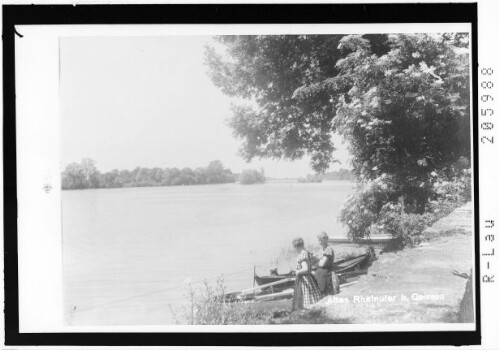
[314, 231, 339, 295]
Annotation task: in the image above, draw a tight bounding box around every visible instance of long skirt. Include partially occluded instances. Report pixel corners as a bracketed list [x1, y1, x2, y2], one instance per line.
[292, 274, 322, 311]
[314, 268, 340, 295]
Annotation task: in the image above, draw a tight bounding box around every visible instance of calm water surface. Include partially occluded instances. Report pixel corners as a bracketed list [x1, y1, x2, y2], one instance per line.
[62, 181, 354, 325]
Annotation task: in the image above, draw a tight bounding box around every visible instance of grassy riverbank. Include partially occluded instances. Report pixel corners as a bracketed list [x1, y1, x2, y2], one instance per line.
[172, 202, 473, 325]
[269, 202, 474, 324]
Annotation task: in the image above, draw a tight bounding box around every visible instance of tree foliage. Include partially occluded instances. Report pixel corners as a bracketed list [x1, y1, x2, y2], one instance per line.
[240, 168, 266, 185]
[207, 33, 471, 241]
[61, 159, 236, 190]
[325, 34, 470, 190]
[206, 35, 349, 172]
[328, 34, 470, 239]
[61, 158, 100, 189]
[322, 168, 354, 181]
[298, 168, 354, 182]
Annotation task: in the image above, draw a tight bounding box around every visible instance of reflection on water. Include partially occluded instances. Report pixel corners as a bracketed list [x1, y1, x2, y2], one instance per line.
[62, 181, 354, 325]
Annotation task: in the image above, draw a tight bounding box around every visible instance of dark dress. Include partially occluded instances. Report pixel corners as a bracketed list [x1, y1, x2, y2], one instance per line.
[314, 246, 340, 295]
[292, 250, 322, 311]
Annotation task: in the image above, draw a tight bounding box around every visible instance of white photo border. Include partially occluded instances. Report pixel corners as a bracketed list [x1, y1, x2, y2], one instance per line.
[3, 2, 486, 347]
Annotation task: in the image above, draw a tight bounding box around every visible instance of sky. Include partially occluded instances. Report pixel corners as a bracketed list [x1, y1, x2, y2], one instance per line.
[60, 36, 351, 178]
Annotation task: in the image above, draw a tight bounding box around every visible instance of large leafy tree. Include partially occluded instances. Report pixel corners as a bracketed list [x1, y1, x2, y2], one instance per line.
[206, 35, 352, 172]
[61, 162, 86, 189]
[318, 34, 469, 216]
[62, 158, 100, 189]
[299, 34, 469, 198]
[207, 33, 471, 239]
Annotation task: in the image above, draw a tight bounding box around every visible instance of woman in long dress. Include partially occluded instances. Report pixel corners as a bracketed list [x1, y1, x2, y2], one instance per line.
[314, 231, 340, 295]
[291, 237, 322, 311]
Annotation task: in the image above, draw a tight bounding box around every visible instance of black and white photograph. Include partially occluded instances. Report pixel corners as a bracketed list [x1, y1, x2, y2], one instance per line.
[8, 0, 499, 346]
[52, 27, 475, 328]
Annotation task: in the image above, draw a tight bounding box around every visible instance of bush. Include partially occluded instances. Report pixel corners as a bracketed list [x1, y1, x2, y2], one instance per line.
[429, 163, 472, 208]
[240, 169, 265, 185]
[340, 161, 471, 246]
[377, 203, 432, 246]
[339, 174, 399, 241]
[170, 276, 272, 325]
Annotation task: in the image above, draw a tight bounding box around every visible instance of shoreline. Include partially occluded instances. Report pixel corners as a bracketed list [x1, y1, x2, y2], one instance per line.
[61, 178, 355, 191]
[249, 202, 474, 324]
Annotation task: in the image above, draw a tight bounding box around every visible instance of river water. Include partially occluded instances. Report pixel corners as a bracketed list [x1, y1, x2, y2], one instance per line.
[62, 181, 354, 325]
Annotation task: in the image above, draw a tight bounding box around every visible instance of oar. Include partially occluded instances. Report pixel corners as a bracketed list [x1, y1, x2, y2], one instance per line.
[240, 277, 296, 295]
[340, 281, 358, 288]
[254, 289, 294, 301]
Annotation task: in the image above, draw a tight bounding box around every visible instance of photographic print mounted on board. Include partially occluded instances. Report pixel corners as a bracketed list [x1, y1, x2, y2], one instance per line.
[57, 26, 475, 330]
[10, 4, 478, 343]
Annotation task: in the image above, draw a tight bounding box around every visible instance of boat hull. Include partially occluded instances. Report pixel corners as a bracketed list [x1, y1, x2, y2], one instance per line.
[254, 253, 372, 293]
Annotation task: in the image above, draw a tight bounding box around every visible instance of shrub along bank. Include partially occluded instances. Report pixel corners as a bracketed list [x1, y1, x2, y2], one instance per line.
[302, 202, 474, 324]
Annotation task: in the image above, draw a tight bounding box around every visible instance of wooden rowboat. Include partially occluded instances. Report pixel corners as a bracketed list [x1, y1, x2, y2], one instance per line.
[217, 253, 374, 304]
[219, 269, 367, 304]
[254, 253, 372, 294]
[329, 234, 395, 249]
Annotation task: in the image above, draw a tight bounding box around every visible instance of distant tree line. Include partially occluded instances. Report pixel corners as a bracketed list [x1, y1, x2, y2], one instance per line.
[61, 159, 237, 190]
[322, 168, 354, 181]
[298, 174, 322, 183]
[298, 168, 353, 183]
[240, 168, 266, 185]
